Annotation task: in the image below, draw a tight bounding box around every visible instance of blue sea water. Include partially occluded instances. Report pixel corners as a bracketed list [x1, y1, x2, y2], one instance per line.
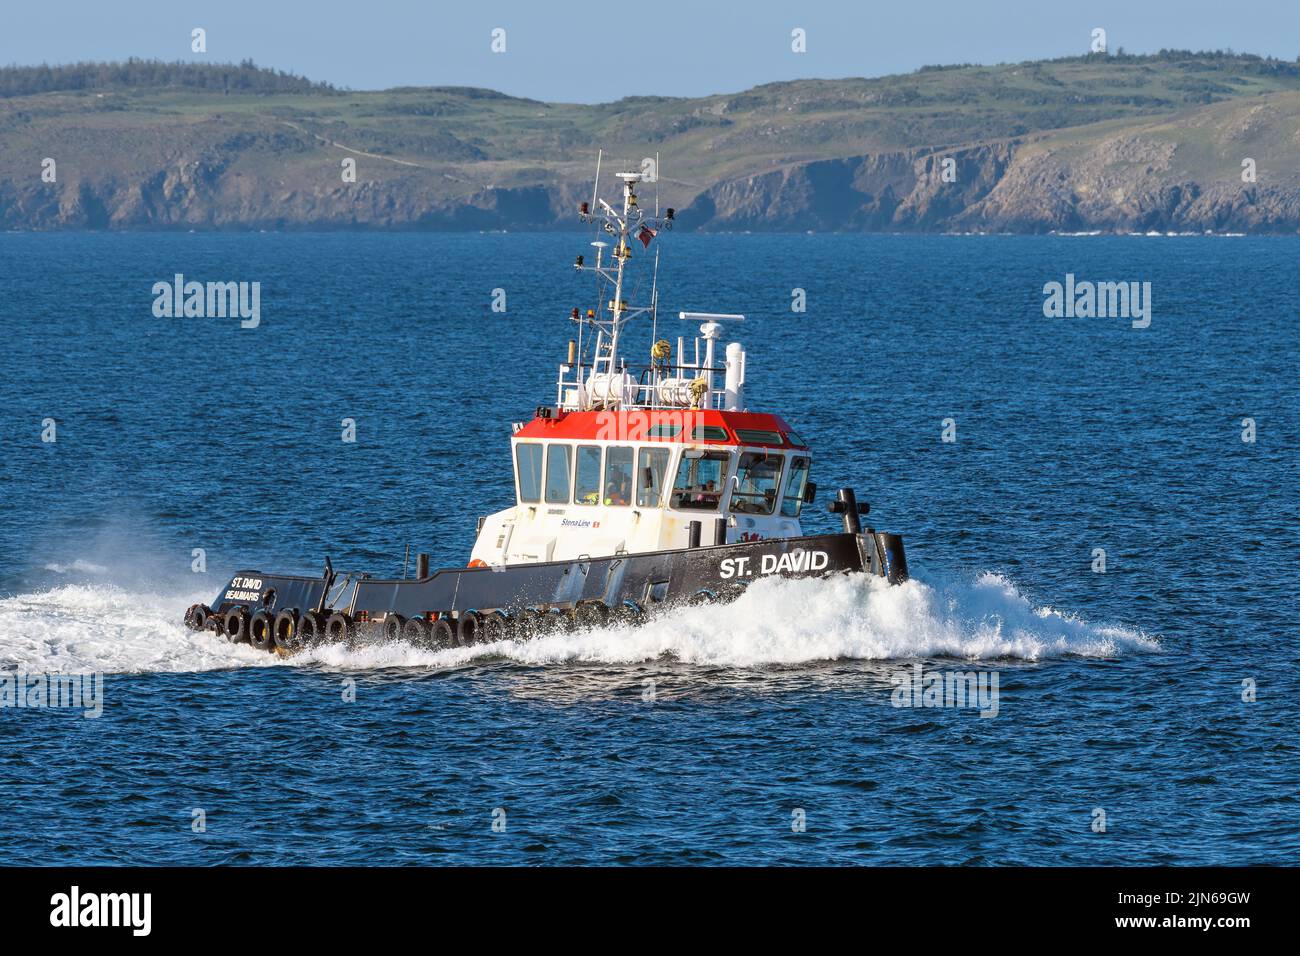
[0, 231, 1295, 865]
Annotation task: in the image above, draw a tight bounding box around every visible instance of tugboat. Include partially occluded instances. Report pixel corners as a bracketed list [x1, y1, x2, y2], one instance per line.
[183, 160, 908, 654]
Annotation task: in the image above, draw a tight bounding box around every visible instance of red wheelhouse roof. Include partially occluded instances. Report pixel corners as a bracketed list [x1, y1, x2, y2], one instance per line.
[514, 409, 807, 449]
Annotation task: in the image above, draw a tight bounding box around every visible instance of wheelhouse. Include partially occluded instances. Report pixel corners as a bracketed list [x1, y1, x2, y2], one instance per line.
[507, 410, 813, 528]
[464, 164, 825, 567]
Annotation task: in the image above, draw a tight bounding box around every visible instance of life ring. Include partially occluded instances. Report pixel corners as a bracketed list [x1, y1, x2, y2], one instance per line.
[468, 559, 488, 569]
[248, 610, 276, 651]
[223, 607, 250, 644]
[457, 610, 482, 646]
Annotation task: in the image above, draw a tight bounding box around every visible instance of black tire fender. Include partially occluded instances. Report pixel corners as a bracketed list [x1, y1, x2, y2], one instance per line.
[185, 604, 210, 631]
[223, 607, 250, 644]
[401, 617, 431, 646]
[249, 610, 276, 651]
[482, 611, 508, 643]
[611, 600, 644, 626]
[457, 610, 482, 646]
[574, 601, 610, 630]
[297, 610, 325, 647]
[430, 618, 455, 649]
[325, 612, 354, 644]
[382, 614, 407, 642]
[516, 607, 542, 637]
[273, 609, 301, 651]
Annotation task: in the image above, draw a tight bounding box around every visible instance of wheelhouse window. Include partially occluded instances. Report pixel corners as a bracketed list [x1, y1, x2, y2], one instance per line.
[734, 428, 784, 446]
[731, 452, 784, 515]
[515, 443, 543, 503]
[604, 446, 633, 506]
[637, 447, 670, 507]
[670, 451, 729, 511]
[545, 444, 572, 504]
[781, 456, 811, 518]
[646, 423, 682, 440]
[690, 424, 730, 442]
[574, 445, 602, 505]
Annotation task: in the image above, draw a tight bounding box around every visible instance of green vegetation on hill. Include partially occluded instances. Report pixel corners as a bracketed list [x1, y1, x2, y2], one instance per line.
[0, 59, 333, 97]
[2, 52, 1298, 232]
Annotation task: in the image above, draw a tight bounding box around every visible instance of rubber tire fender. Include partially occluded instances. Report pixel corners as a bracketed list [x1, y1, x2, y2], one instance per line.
[185, 604, 210, 631]
[382, 614, 407, 642]
[297, 610, 325, 647]
[273, 609, 301, 652]
[457, 610, 482, 646]
[223, 607, 250, 644]
[401, 617, 431, 646]
[611, 600, 644, 626]
[515, 607, 542, 638]
[574, 601, 610, 630]
[430, 618, 455, 649]
[249, 610, 276, 651]
[325, 612, 354, 644]
[534, 608, 566, 635]
[481, 611, 508, 643]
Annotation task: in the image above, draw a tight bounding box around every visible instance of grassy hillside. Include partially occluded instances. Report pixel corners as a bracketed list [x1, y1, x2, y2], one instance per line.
[2, 52, 1299, 231]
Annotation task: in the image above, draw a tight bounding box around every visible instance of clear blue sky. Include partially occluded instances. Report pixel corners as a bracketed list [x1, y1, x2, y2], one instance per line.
[4, 0, 1297, 102]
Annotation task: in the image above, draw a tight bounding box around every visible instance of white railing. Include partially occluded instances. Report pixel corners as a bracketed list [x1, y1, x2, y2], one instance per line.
[554, 362, 730, 412]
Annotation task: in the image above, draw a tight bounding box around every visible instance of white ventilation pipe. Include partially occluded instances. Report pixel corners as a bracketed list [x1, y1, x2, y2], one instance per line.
[724, 342, 746, 411]
[699, 321, 722, 404]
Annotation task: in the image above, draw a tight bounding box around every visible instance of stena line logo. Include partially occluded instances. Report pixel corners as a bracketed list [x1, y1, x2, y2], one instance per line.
[50, 886, 151, 936]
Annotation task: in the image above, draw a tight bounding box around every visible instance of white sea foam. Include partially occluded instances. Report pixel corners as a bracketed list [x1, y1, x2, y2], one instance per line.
[42, 559, 109, 575]
[0, 571, 1157, 674]
[0, 583, 272, 673]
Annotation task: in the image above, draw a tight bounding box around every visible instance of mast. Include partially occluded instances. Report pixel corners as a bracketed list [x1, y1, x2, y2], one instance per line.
[575, 161, 674, 378]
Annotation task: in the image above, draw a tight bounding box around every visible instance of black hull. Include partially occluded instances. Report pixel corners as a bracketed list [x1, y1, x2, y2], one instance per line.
[198, 529, 907, 628]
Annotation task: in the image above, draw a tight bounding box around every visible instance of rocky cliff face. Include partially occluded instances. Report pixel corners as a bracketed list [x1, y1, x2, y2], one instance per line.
[688, 144, 1017, 231]
[8, 127, 1294, 234]
[5, 57, 1300, 233]
[687, 136, 1300, 233]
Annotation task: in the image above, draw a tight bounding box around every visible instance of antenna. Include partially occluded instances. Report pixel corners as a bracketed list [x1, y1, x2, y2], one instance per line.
[655, 151, 660, 217]
[679, 312, 745, 322]
[650, 246, 660, 345]
[572, 154, 675, 388]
